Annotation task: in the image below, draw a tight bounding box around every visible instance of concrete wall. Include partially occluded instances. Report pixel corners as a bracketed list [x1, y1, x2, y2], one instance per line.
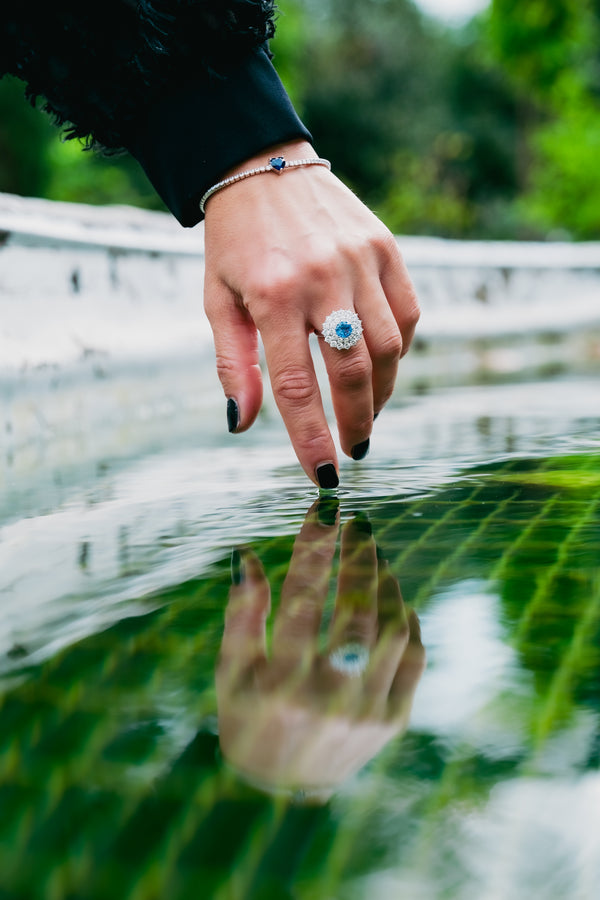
[1, 191, 599, 488]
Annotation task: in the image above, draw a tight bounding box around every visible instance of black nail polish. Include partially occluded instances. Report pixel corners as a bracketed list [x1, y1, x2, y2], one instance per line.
[351, 438, 370, 461]
[316, 496, 339, 526]
[231, 548, 245, 585]
[227, 398, 239, 433]
[374, 412, 380, 421]
[316, 463, 339, 490]
[352, 512, 372, 536]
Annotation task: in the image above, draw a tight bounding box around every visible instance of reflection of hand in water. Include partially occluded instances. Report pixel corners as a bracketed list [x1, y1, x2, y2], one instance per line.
[216, 499, 425, 802]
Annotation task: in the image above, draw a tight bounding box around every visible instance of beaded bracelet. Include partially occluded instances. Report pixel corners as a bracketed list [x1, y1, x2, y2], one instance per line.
[199, 156, 331, 214]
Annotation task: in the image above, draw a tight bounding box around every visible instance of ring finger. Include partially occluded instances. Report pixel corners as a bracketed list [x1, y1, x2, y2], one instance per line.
[318, 286, 402, 458]
[318, 306, 374, 460]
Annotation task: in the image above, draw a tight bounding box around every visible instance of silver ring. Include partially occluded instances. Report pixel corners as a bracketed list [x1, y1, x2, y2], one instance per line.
[328, 642, 370, 677]
[321, 310, 363, 350]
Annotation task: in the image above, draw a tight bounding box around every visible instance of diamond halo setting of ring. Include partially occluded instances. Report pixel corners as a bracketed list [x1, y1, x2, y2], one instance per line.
[328, 642, 370, 677]
[321, 310, 363, 350]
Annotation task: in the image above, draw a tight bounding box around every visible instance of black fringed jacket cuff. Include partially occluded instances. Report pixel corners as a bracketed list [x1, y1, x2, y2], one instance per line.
[127, 47, 312, 227]
[1, 1, 312, 226]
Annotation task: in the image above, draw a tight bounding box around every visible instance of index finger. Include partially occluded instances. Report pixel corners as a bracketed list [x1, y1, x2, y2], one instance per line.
[218, 550, 270, 680]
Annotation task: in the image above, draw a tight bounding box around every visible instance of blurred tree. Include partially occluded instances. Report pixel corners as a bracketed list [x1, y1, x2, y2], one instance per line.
[0, 71, 165, 210]
[273, 0, 523, 237]
[280, 0, 451, 199]
[487, 0, 596, 99]
[0, 77, 54, 198]
[43, 138, 166, 211]
[5, 0, 598, 238]
[487, 0, 600, 238]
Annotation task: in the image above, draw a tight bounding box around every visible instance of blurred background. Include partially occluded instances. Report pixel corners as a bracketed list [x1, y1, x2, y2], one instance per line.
[1, 0, 600, 241]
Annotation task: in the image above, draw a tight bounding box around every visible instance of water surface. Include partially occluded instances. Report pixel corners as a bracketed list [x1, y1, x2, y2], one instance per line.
[1, 373, 599, 899]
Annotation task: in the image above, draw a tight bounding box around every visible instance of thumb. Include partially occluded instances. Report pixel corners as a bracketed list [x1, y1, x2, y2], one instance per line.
[204, 274, 263, 433]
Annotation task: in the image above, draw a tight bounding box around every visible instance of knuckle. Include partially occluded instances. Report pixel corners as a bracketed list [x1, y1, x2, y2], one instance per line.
[293, 423, 335, 463]
[249, 273, 296, 306]
[352, 413, 376, 437]
[215, 353, 238, 384]
[375, 330, 403, 364]
[244, 258, 299, 307]
[371, 226, 400, 260]
[335, 237, 363, 268]
[402, 285, 421, 324]
[305, 249, 339, 286]
[400, 299, 421, 358]
[272, 365, 316, 407]
[378, 383, 395, 407]
[334, 355, 372, 391]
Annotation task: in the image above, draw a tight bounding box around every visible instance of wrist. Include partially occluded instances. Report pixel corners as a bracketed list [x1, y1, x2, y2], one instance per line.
[222, 140, 317, 179]
[201, 142, 329, 215]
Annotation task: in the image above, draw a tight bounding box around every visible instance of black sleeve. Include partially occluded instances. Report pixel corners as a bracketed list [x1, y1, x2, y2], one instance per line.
[126, 46, 312, 227]
[0, 1, 312, 226]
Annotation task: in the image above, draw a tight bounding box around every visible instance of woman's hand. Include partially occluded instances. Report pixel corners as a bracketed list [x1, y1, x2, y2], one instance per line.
[203, 140, 420, 487]
[216, 501, 425, 798]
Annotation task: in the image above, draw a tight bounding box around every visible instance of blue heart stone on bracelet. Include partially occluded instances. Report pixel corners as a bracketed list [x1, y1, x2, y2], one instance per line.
[269, 156, 286, 173]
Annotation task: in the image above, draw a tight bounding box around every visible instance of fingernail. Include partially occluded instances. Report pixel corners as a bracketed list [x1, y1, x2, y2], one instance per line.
[227, 398, 239, 433]
[316, 463, 339, 490]
[351, 438, 370, 461]
[352, 512, 372, 536]
[374, 412, 380, 421]
[231, 548, 245, 585]
[316, 496, 339, 526]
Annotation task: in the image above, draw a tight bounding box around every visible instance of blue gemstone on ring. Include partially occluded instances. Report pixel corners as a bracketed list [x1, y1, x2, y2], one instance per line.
[322, 309, 363, 350]
[336, 322, 353, 339]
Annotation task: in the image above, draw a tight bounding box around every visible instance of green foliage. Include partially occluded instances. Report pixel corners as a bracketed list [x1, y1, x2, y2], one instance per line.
[487, 0, 591, 97]
[278, 0, 451, 196]
[44, 138, 166, 211]
[274, 0, 523, 237]
[2, 0, 600, 237]
[521, 77, 600, 238]
[375, 148, 477, 236]
[0, 77, 54, 197]
[486, 0, 600, 238]
[0, 77, 164, 211]
[269, 0, 313, 105]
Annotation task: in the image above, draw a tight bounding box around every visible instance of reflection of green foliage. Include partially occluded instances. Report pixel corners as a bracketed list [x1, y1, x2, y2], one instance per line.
[0, 450, 599, 896]
[487, 462, 600, 490]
